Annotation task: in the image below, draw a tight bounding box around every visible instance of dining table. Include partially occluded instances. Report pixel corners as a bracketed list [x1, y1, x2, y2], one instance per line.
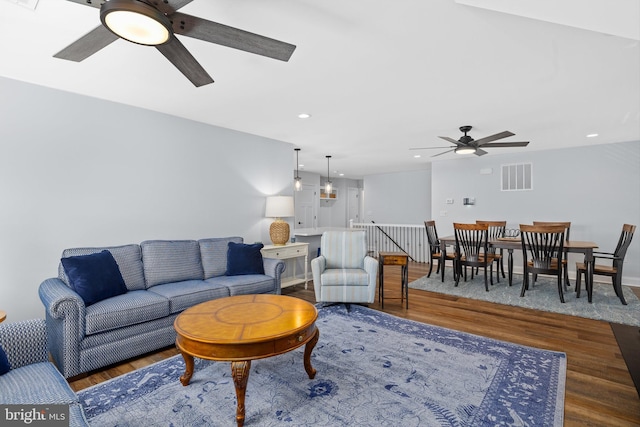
[439, 235, 599, 302]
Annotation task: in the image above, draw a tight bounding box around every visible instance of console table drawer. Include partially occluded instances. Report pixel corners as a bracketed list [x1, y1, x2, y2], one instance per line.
[261, 245, 306, 259]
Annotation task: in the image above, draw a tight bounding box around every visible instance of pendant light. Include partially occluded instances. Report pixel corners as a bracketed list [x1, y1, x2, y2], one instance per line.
[294, 148, 302, 191]
[325, 155, 332, 194]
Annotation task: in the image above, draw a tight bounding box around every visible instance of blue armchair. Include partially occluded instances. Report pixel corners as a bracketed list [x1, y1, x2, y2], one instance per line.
[311, 231, 378, 304]
[0, 319, 88, 427]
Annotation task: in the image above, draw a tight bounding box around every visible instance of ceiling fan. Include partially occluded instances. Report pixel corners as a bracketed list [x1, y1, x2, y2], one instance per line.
[410, 126, 530, 157]
[53, 0, 296, 87]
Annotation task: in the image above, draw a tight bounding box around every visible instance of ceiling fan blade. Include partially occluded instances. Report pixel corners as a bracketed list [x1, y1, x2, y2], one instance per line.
[54, 25, 119, 62]
[153, 0, 194, 15]
[481, 141, 530, 148]
[156, 36, 214, 87]
[474, 148, 489, 156]
[170, 12, 296, 61]
[438, 136, 464, 146]
[431, 148, 456, 158]
[409, 146, 454, 150]
[474, 131, 515, 146]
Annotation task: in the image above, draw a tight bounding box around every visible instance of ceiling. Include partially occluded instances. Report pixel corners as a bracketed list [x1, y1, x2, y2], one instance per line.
[1, 0, 638, 178]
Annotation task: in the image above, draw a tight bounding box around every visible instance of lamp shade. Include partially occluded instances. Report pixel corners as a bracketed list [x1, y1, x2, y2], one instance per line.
[265, 196, 294, 218]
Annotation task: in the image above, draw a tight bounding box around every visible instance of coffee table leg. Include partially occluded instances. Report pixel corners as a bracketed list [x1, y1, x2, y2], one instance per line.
[231, 360, 251, 427]
[304, 328, 319, 379]
[179, 352, 194, 386]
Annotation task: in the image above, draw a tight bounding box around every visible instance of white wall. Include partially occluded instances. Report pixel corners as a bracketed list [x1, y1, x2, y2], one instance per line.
[430, 141, 640, 285]
[0, 77, 293, 322]
[363, 168, 432, 224]
[318, 176, 362, 227]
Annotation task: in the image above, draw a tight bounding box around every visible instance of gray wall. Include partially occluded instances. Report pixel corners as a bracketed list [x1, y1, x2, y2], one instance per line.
[363, 168, 432, 224]
[0, 77, 293, 322]
[430, 141, 640, 285]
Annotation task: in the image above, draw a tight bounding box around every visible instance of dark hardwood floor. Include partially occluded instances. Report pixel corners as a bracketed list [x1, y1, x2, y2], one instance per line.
[70, 262, 640, 426]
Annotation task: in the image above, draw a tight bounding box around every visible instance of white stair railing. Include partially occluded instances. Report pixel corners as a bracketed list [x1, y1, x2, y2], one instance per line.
[350, 222, 427, 263]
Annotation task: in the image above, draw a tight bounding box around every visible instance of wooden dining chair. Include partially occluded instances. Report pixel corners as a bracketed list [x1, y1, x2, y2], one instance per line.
[453, 223, 495, 291]
[575, 224, 636, 305]
[532, 221, 571, 290]
[519, 224, 566, 303]
[424, 220, 456, 281]
[476, 220, 507, 282]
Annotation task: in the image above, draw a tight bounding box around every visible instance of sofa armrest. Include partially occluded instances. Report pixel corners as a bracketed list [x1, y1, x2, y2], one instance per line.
[38, 278, 86, 378]
[0, 319, 48, 369]
[262, 258, 286, 295]
[311, 256, 326, 302]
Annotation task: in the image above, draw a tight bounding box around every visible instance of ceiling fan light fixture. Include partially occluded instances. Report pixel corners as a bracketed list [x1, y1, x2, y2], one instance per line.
[455, 146, 476, 155]
[101, 0, 172, 46]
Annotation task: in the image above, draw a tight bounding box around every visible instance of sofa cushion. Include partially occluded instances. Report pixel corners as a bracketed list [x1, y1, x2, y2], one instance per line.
[61, 250, 128, 306]
[141, 240, 204, 288]
[147, 280, 230, 313]
[85, 290, 170, 335]
[226, 242, 265, 276]
[321, 269, 370, 286]
[0, 362, 78, 404]
[199, 237, 243, 279]
[59, 244, 145, 291]
[206, 275, 276, 296]
[0, 345, 9, 375]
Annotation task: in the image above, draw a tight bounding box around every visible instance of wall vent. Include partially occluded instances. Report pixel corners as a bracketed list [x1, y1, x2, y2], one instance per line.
[501, 162, 533, 191]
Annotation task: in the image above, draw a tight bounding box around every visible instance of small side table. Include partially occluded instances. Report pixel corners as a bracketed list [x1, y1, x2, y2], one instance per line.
[261, 242, 309, 289]
[0, 310, 6, 323]
[378, 252, 409, 309]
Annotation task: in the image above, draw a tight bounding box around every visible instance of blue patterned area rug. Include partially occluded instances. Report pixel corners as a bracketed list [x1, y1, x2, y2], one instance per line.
[79, 304, 566, 426]
[409, 269, 640, 327]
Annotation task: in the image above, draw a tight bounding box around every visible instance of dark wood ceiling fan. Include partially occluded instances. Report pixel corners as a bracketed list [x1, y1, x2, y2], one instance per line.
[53, 0, 296, 87]
[410, 125, 530, 157]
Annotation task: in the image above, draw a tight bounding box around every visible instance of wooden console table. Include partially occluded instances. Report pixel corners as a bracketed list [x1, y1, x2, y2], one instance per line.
[378, 252, 409, 309]
[261, 242, 309, 289]
[0, 310, 5, 323]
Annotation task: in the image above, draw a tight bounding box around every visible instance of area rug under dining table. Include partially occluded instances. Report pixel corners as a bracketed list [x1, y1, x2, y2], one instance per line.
[409, 269, 640, 327]
[78, 304, 566, 426]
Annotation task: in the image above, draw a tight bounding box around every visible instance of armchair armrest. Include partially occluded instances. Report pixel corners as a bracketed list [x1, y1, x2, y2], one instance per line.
[364, 256, 379, 282]
[0, 319, 48, 369]
[38, 278, 86, 378]
[262, 258, 286, 295]
[592, 251, 621, 264]
[311, 256, 326, 302]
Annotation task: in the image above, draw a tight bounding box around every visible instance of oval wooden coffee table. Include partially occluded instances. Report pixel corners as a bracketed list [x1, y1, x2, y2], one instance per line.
[174, 294, 319, 427]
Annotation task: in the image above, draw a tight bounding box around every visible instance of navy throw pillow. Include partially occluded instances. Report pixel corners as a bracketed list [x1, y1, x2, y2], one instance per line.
[0, 344, 10, 375]
[226, 242, 265, 276]
[61, 250, 127, 306]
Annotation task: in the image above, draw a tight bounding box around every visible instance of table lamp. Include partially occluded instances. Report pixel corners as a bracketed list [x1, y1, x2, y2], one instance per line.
[265, 196, 294, 245]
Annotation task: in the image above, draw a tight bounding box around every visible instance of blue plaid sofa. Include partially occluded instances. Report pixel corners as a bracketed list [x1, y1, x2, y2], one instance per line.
[0, 319, 89, 426]
[39, 237, 285, 378]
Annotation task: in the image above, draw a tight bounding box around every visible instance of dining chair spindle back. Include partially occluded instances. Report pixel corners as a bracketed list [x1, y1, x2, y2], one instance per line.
[476, 220, 507, 282]
[532, 221, 572, 289]
[575, 224, 636, 305]
[424, 220, 456, 281]
[520, 224, 566, 303]
[453, 223, 495, 291]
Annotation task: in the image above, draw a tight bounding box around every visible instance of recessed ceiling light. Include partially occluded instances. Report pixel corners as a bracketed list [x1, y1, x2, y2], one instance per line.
[339, 173, 344, 176]
[297, 113, 311, 119]
[414, 154, 421, 158]
[586, 133, 599, 138]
